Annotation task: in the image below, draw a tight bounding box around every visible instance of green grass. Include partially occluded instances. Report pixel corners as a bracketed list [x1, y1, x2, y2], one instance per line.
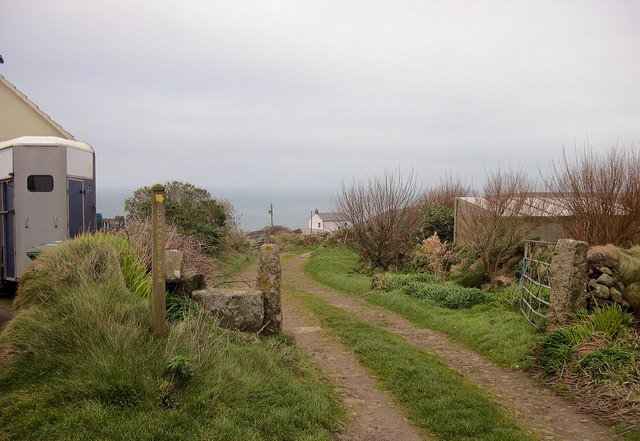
[369, 291, 543, 368]
[0, 236, 342, 440]
[304, 245, 371, 294]
[305, 246, 543, 368]
[289, 284, 534, 441]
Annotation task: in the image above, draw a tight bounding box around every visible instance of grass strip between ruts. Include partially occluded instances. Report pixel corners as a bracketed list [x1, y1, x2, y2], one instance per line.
[287, 282, 535, 441]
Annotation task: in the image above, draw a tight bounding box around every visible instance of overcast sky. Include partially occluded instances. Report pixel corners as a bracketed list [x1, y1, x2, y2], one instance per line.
[2, 1, 639, 193]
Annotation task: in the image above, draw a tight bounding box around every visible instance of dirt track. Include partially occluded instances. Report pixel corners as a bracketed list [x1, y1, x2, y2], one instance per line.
[279, 253, 617, 441]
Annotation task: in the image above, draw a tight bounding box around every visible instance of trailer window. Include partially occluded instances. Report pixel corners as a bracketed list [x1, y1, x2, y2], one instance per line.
[27, 175, 54, 192]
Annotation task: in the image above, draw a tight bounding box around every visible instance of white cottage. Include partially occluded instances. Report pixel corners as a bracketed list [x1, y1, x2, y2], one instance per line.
[308, 210, 351, 234]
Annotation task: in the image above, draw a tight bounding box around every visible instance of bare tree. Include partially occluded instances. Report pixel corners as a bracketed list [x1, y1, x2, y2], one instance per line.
[423, 172, 472, 208]
[545, 145, 640, 246]
[457, 166, 542, 280]
[332, 169, 422, 271]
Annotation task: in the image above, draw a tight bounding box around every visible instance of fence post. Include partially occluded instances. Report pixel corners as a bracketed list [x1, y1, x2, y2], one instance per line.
[151, 184, 167, 337]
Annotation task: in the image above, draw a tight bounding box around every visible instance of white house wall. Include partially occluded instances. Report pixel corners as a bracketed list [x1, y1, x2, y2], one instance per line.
[309, 214, 323, 231]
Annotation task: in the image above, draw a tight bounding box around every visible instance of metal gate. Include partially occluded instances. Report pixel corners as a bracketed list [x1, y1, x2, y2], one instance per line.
[519, 240, 555, 328]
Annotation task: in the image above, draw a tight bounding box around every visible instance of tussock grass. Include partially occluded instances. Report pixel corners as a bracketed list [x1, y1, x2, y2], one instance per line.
[306, 246, 541, 368]
[290, 285, 534, 441]
[535, 305, 639, 435]
[0, 236, 342, 440]
[380, 273, 488, 309]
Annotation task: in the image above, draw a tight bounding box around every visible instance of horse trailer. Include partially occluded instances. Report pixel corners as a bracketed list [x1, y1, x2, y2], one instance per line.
[0, 136, 96, 284]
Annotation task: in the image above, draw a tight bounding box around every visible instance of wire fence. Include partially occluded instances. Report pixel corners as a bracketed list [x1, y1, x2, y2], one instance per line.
[519, 240, 555, 328]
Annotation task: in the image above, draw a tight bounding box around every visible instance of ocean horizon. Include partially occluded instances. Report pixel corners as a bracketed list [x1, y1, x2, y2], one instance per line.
[97, 187, 336, 232]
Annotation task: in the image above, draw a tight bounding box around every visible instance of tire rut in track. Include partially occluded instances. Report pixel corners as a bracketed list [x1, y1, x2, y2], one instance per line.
[282, 253, 617, 441]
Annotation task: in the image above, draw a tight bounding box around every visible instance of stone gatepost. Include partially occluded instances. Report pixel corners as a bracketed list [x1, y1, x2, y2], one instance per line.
[547, 239, 589, 327]
[257, 244, 282, 334]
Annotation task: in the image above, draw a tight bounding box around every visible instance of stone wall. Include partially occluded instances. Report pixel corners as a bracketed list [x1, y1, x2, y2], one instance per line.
[586, 251, 631, 309]
[546, 241, 634, 327]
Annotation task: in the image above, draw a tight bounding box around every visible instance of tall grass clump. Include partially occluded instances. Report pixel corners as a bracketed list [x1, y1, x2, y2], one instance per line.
[74, 232, 152, 298]
[0, 237, 343, 440]
[379, 273, 488, 309]
[536, 304, 639, 430]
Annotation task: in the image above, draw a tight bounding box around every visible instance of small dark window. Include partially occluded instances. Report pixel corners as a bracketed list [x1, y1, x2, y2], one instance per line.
[27, 175, 54, 192]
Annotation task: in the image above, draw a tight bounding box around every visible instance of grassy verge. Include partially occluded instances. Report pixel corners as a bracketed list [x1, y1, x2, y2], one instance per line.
[288, 283, 534, 441]
[0, 236, 342, 441]
[305, 246, 543, 368]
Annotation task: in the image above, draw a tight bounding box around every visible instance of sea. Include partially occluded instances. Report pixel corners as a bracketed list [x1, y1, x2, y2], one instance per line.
[97, 187, 335, 232]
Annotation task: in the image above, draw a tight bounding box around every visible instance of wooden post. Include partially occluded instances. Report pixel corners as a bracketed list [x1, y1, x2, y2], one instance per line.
[151, 184, 167, 337]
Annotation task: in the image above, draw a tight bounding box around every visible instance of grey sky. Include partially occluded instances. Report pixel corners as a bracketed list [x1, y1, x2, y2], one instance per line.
[2, 0, 639, 192]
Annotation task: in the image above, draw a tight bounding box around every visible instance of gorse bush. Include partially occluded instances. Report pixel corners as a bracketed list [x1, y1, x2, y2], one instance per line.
[125, 181, 229, 250]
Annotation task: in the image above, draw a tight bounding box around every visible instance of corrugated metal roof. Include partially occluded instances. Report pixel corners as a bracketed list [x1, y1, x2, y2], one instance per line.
[458, 195, 625, 217]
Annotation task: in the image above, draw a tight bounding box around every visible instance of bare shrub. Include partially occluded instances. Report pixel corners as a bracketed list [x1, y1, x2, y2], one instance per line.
[332, 169, 422, 271]
[423, 173, 472, 208]
[457, 166, 543, 281]
[119, 221, 214, 277]
[545, 145, 640, 246]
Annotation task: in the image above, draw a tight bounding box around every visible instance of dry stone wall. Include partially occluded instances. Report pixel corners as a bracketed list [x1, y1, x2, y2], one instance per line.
[586, 251, 631, 309]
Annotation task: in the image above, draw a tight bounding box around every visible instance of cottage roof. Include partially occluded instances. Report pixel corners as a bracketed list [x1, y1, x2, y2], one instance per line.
[0, 74, 74, 140]
[317, 212, 349, 222]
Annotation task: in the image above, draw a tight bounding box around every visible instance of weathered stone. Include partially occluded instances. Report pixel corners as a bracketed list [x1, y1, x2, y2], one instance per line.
[174, 270, 205, 297]
[257, 244, 281, 293]
[596, 273, 616, 288]
[610, 287, 624, 303]
[493, 275, 515, 289]
[591, 283, 610, 299]
[598, 267, 613, 276]
[586, 252, 619, 271]
[548, 239, 589, 327]
[192, 289, 264, 332]
[591, 297, 615, 309]
[165, 249, 183, 283]
[257, 244, 282, 334]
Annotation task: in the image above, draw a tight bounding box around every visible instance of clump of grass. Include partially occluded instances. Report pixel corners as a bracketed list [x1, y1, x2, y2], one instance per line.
[535, 305, 639, 431]
[1, 237, 343, 440]
[381, 273, 488, 309]
[537, 304, 637, 378]
[74, 232, 152, 298]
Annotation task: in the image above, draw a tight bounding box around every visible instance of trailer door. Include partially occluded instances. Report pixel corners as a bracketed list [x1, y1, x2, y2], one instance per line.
[0, 180, 15, 280]
[83, 179, 95, 232]
[68, 179, 84, 238]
